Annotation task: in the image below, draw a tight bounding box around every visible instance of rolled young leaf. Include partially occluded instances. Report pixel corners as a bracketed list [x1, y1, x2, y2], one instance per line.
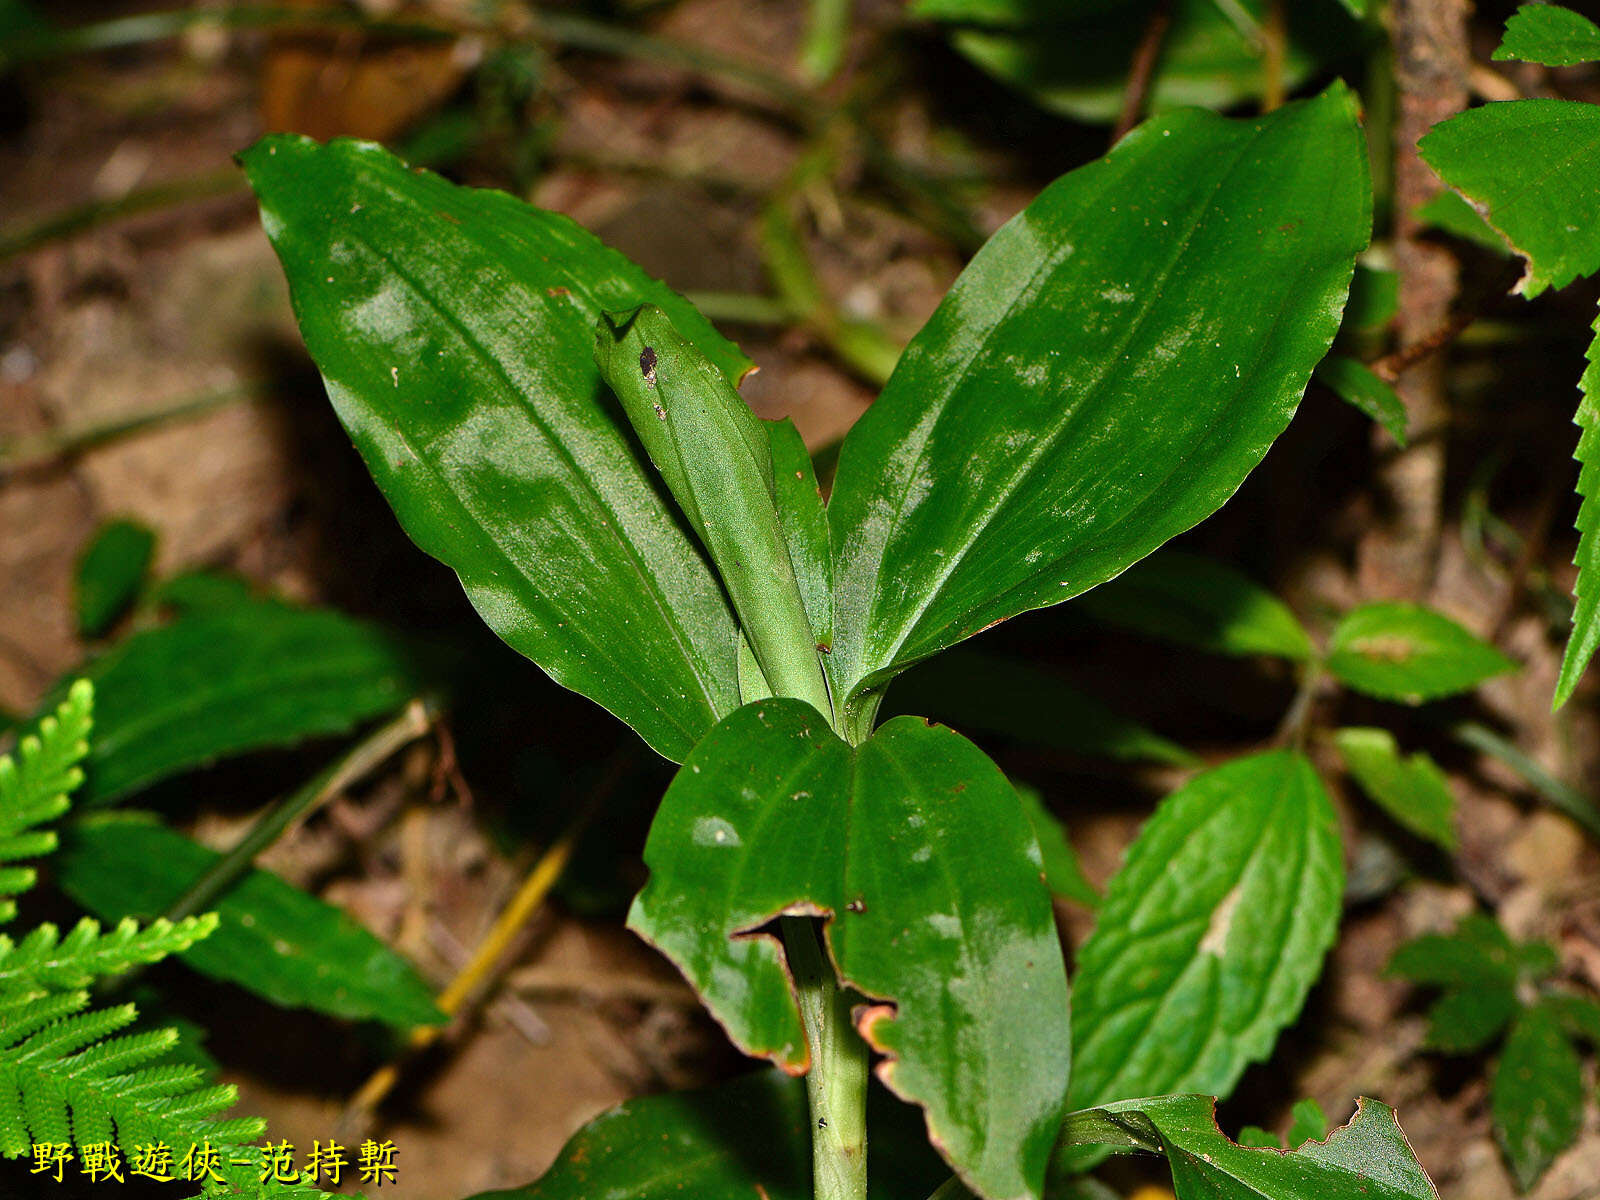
[1057, 1093, 1440, 1200]
[242, 135, 751, 763]
[595, 306, 830, 720]
[826, 85, 1370, 733]
[628, 699, 1071, 1200]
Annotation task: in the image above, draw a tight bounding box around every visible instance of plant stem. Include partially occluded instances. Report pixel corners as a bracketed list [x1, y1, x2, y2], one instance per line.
[782, 916, 869, 1200]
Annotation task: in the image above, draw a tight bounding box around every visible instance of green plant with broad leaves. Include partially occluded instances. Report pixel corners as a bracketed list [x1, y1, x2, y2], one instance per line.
[233, 68, 1472, 1200]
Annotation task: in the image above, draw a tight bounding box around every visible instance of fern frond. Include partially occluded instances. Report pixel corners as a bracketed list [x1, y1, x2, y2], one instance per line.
[0, 990, 352, 1199]
[0, 988, 249, 1156]
[0, 914, 219, 994]
[0, 681, 93, 921]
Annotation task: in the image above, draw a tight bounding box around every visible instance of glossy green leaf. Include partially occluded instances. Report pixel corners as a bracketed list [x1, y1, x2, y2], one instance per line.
[1325, 603, 1515, 704]
[54, 813, 443, 1028]
[74, 519, 154, 638]
[928, 1, 1357, 126]
[1414, 189, 1510, 254]
[47, 601, 420, 805]
[1068, 753, 1343, 1118]
[628, 700, 1071, 1200]
[1316, 356, 1408, 447]
[1493, 4, 1600, 67]
[1016, 783, 1099, 908]
[889, 651, 1196, 767]
[594, 305, 829, 719]
[1493, 1002, 1584, 1191]
[1057, 1093, 1439, 1200]
[1420, 100, 1600, 298]
[1334, 727, 1456, 851]
[243, 134, 751, 763]
[1075, 551, 1313, 660]
[470, 1070, 945, 1200]
[1556, 308, 1600, 708]
[826, 87, 1369, 730]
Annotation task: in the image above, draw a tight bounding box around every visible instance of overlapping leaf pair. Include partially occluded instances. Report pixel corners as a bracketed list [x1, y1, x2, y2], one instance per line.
[241, 77, 1439, 1200]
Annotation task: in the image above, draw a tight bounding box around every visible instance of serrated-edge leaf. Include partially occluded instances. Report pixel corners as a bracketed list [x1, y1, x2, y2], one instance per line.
[1419, 100, 1600, 298]
[1556, 307, 1600, 708]
[1493, 3, 1600, 67]
[1068, 751, 1343, 1117]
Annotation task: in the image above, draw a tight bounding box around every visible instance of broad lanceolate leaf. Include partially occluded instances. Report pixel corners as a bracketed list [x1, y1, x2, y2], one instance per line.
[628, 700, 1070, 1200]
[889, 651, 1196, 767]
[826, 87, 1370, 731]
[1316, 355, 1409, 447]
[594, 306, 830, 718]
[74, 519, 154, 638]
[1493, 1001, 1584, 1191]
[55, 814, 444, 1028]
[1493, 4, 1600, 68]
[1556, 308, 1600, 709]
[1334, 727, 1456, 851]
[1419, 100, 1600, 298]
[469, 1070, 945, 1200]
[243, 135, 751, 763]
[1068, 753, 1342, 1120]
[52, 601, 420, 805]
[1057, 1094, 1440, 1200]
[1074, 551, 1313, 661]
[1325, 603, 1515, 704]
